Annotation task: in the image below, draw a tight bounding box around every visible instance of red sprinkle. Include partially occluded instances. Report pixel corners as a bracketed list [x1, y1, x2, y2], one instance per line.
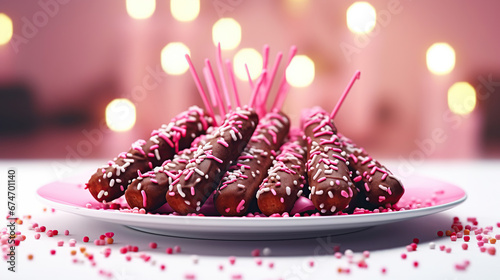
[50, 249, 56, 255]
[83, 236, 89, 242]
[229, 256, 236, 265]
[401, 253, 407, 259]
[413, 261, 419, 268]
[105, 232, 114, 238]
[166, 247, 173, 254]
[464, 236, 470, 242]
[251, 249, 260, 257]
[437, 231, 444, 237]
[149, 242, 158, 249]
[412, 238, 420, 244]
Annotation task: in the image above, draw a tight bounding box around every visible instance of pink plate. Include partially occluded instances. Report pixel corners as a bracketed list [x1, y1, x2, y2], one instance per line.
[36, 175, 466, 240]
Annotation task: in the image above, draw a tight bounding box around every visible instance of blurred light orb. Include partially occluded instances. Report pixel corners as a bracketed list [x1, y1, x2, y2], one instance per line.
[126, 0, 156, 19]
[233, 48, 263, 81]
[161, 42, 191, 75]
[0, 13, 13, 45]
[346, 2, 377, 34]
[106, 99, 136, 132]
[212, 18, 241, 50]
[171, 0, 200, 22]
[448, 82, 476, 115]
[427, 43, 456, 75]
[286, 55, 315, 88]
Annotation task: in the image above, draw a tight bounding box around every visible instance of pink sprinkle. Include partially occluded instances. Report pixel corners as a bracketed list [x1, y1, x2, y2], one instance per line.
[120, 247, 128, 254]
[309, 260, 314, 267]
[160, 264, 166, 271]
[34, 233, 41, 240]
[480, 247, 487, 253]
[229, 256, 236, 265]
[174, 245, 181, 253]
[413, 261, 419, 268]
[476, 234, 483, 241]
[487, 247, 496, 255]
[341, 190, 349, 198]
[334, 252, 342, 259]
[478, 241, 484, 247]
[191, 187, 195, 196]
[268, 262, 274, 268]
[406, 245, 414, 252]
[184, 273, 196, 280]
[83, 236, 89, 242]
[401, 253, 407, 259]
[363, 250, 370, 258]
[149, 242, 158, 249]
[236, 200, 245, 213]
[64, 230, 70, 236]
[317, 177, 326, 183]
[141, 190, 148, 208]
[166, 247, 173, 254]
[451, 235, 457, 242]
[462, 244, 468, 250]
[50, 249, 56, 255]
[105, 232, 114, 238]
[251, 249, 260, 257]
[69, 239, 76, 247]
[446, 248, 452, 253]
[255, 258, 262, 265]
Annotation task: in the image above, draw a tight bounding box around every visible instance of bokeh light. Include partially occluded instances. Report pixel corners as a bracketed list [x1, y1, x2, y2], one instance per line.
[212, 18, 241, 50]
[233, 48, 263, 81]
[426, 43, 456, 75]
[448, 82, 476, 115]
[346, 2, 377, 34]
[0, 13, 13, 45]
[106, 99, 137, 132]
[171, 0, 200, 22]
[126, 0, 156, 20]
[286, 55, 315, 88]
[161, 42, 191, 75]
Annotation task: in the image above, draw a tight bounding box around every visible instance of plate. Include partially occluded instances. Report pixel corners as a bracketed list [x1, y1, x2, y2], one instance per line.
[36, 175, 466, 240]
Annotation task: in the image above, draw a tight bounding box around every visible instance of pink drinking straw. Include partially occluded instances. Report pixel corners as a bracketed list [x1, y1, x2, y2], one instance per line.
[185, 54, 217, 126]
[249, 70, 267, 108]
[216, 42, 232, 111]
[271, 45, 298, 112]
[205, 59, 227, 116]
[225, 59, 241, 108]
[330, 70, 361, 119]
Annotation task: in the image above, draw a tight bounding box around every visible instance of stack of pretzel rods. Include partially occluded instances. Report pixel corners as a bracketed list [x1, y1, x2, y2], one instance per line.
[214, 111, 290, 216]
[340, 134, 404, 207]
[86, 106, 213, 203]
[256, 128, 308, 216]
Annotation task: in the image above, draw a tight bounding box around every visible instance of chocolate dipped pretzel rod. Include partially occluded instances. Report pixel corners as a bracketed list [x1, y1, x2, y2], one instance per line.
[214, 111, 290, 216]
[87, 106, 213, 203]
[256, 128, 307, 216]
[124, 145, 197, 212]
[340, 135, 404, 207]
[303, 109, 357, 214]
[165, 106, 259, 214]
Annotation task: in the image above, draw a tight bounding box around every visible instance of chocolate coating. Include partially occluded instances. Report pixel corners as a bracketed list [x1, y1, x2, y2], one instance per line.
[340, 135, 404, 207]
[125, 147, 196, 212]
[257, 129, 307, 216]
[303, 110, 357, 215]
[214, 112, 290, 216]
[166, 107, 259, 215]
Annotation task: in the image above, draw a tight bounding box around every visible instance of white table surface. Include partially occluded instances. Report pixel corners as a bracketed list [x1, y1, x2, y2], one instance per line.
[1, 159, 499, 280]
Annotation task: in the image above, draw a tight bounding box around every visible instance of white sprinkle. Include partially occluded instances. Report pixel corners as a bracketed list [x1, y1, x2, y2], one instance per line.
[109, 179, 115, 187]
[378, 184, 388, 191]
[194, 168, 205, 176]
[154, 149, 161, 161]
[97, 190, 105, 199]
[429, 242, 436, 249]
[237, 184, 246, 189]
[328, 191, 334, 198]
[137, 183, 142, 190]
[313, 169, 322, 180]
[297, 190, 303, 197]
[229, 130, 238, 142]
[116, 168, 121, 176]
[184, 200, 191, 205]
[320, 209, 327, 213]
[343, 176, 349, 182]
[319, 203, 324, 209]
[330, 181, 334, 186]
[104, 191, 108, 197]
[311, 186, 316, 195]
[286, 186, 291, 196]
[177, 184, 186, 198]
[116, 179, 122, 183]
[330, 205, 336, 212]
[293, 180, 298, 185]
[107, 171, 113, 178]
[316, 190, 324, 195]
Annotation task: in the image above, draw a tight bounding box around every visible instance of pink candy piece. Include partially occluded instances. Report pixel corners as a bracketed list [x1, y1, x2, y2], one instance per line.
[105, 232, 114, 238]
[34, 233, 41, 240]
[229, 256, 236, 265]
[487, 247, 496, 255]
[69, 239, 76, 247]
[64, 230, 70, 236]
[446, 248, 452, 253]
[57, 240, 64, 247]
[462, 244, 468, 250]
[166, 247, 173, 254]
[251, 249, 260, 257]
[450, 235, 457, 242]
[255, 258, 262, 266]
[174, 245, 181, 253]
[149, 242, 158, 249]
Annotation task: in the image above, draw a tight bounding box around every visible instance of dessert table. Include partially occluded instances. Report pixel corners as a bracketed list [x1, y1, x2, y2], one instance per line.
[1, 159, 498, 279]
